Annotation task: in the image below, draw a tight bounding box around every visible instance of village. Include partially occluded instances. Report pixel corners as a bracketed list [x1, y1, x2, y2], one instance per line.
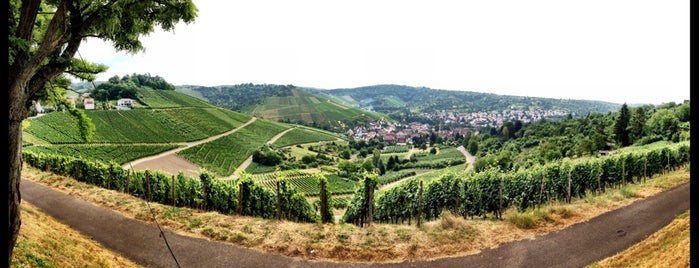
[346, 108, 569, 145]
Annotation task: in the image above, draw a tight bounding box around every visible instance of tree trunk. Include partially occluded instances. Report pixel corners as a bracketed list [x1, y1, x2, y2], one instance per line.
[8, 118, 24, 266]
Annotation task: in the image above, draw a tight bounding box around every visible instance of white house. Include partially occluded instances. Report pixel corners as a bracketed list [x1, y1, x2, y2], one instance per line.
[34, 101, 45, 113]
[116, 98, 135, 110]
[83, 98, 95, 110]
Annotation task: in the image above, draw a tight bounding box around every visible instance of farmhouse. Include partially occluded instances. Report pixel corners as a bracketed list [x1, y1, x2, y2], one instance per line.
[83, 98, 95, 110]
[117, 98, 135, 110]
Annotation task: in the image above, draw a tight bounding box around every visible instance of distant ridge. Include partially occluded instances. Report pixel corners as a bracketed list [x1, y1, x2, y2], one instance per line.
[176, 84, 385, 131]
[305, 84, 621, 116]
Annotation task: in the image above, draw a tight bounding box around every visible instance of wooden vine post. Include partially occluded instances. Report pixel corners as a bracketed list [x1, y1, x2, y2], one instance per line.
[644, 156, 648, 183]
[566, 168, 572, 204]
[200, 176, 207, 210]
[145, 172, 151, 202]
[320, 178, 328, 223]
[597, 162, 602, 194]
[367, 180, 374, 227]
[498, 176, 503, 219]
[417, 180, 423, 227]
[622, 157, 626, 185]
[172, 175, 176, 206]
[126, 170, 131, 194]
[454, 179, 460, 214]
[276, 180, 282, 221]
[538, 174, 545, 208]
[237, 183, 243, 215]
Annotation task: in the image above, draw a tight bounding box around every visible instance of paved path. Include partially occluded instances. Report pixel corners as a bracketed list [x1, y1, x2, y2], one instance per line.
[20, 178, 689, 268]
[457, 145, 475, 172]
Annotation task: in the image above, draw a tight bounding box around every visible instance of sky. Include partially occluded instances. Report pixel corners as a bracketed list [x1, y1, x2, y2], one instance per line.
[76, 0, 690, 105]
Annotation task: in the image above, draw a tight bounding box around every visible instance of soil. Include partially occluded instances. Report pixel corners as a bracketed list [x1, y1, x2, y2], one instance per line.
[20, 178, 690, 268]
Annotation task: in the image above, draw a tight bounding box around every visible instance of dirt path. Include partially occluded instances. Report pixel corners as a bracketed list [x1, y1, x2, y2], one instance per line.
[20, 178, 689, 268]
[226, 126, 298, 180]
[457, 145, 475, 172]
[124, 117, 257, 176]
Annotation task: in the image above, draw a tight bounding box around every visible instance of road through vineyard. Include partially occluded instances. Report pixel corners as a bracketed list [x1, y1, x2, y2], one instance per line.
[20, 177, 689, 268]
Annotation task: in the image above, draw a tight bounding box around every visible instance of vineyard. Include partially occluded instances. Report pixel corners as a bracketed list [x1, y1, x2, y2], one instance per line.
[23, 107, 250, 144]
[177, 119, 291, 176]
[23, 144, 180, 165]
[22, 150, 326, 223]
[137, 88, 212, 108]
[157, 107, 251, 135]
[271, 127, 342, 148]
[250, 172, 358, 196]
[342, 142, 690, 226]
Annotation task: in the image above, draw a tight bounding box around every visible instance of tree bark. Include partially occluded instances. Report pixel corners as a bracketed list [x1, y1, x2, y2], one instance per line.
[7, 118, 24, 266]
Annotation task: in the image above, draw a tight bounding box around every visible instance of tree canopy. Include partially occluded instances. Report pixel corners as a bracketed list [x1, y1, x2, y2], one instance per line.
[7, 0, 197, 264]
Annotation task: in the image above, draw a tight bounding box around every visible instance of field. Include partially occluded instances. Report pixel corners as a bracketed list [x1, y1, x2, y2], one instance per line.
[23, 144, 181, 165]
[250, 172, 359, 196]
[23, 107, 249, 144]
[177, 119, 291, 176]
[137, 88, 212, 108]
[272, 126, 342, 148]
[247, 89, 384, 124]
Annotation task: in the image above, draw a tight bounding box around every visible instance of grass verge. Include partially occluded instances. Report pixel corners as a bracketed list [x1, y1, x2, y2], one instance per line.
[16, 164, 690, 265]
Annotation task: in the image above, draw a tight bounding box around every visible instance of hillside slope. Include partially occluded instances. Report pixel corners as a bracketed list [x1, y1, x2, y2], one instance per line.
[22, 87, 341, 178]
[307, 84, 622, 116]
[178, 84, 386, 131]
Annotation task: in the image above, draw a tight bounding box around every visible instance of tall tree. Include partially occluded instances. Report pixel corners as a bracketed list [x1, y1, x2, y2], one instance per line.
[628, 106, 648, 143]
[613, 103, 631, 146]
[7, 0, 197, 263]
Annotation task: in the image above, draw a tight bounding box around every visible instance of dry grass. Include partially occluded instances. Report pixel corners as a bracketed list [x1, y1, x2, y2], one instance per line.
[586, 210, 690, 268]
[10, 202, 141, 268]
[16, 165, 690, 265]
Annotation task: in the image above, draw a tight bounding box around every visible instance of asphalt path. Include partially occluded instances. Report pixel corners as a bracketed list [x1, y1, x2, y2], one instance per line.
[21, 179, 689, 268]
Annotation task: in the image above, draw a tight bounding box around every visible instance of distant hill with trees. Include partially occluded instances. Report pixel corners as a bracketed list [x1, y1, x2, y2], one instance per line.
[178, 84, 386, 131]
[306, 84, 622, 117]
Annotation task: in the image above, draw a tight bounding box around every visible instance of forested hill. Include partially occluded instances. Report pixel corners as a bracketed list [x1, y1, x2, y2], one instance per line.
[178, 84, 385, 131]
[306, 84, 622, 116]
[182, 83, 295, 112]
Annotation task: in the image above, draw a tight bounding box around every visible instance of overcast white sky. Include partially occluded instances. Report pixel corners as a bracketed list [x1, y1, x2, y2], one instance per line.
[77, 0, 690, 105]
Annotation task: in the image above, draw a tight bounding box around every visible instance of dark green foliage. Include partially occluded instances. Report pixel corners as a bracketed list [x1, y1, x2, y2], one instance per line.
[252, 146, 283, 166]
[317, 174, 335, 224]
[22, 152, 320, 223]
[310, 84, 620, 117]
[614, 104, 631, 146]
[94, 73, 175, 101]
[23, 144, 179, 165]
[341, 172, 379, 226]
[341, 141, 689, 226]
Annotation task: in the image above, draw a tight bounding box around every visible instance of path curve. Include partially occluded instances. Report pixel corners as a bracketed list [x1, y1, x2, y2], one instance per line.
[226, 126, 298, 180]
[457, 145, 475, 172]
[20, 178, 689, 268]
[123, 117, 258, 174]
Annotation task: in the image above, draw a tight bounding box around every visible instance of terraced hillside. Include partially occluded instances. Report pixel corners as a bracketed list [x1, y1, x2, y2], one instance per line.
[22, 88, 254, 167]
[180, 84, 386, 130]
